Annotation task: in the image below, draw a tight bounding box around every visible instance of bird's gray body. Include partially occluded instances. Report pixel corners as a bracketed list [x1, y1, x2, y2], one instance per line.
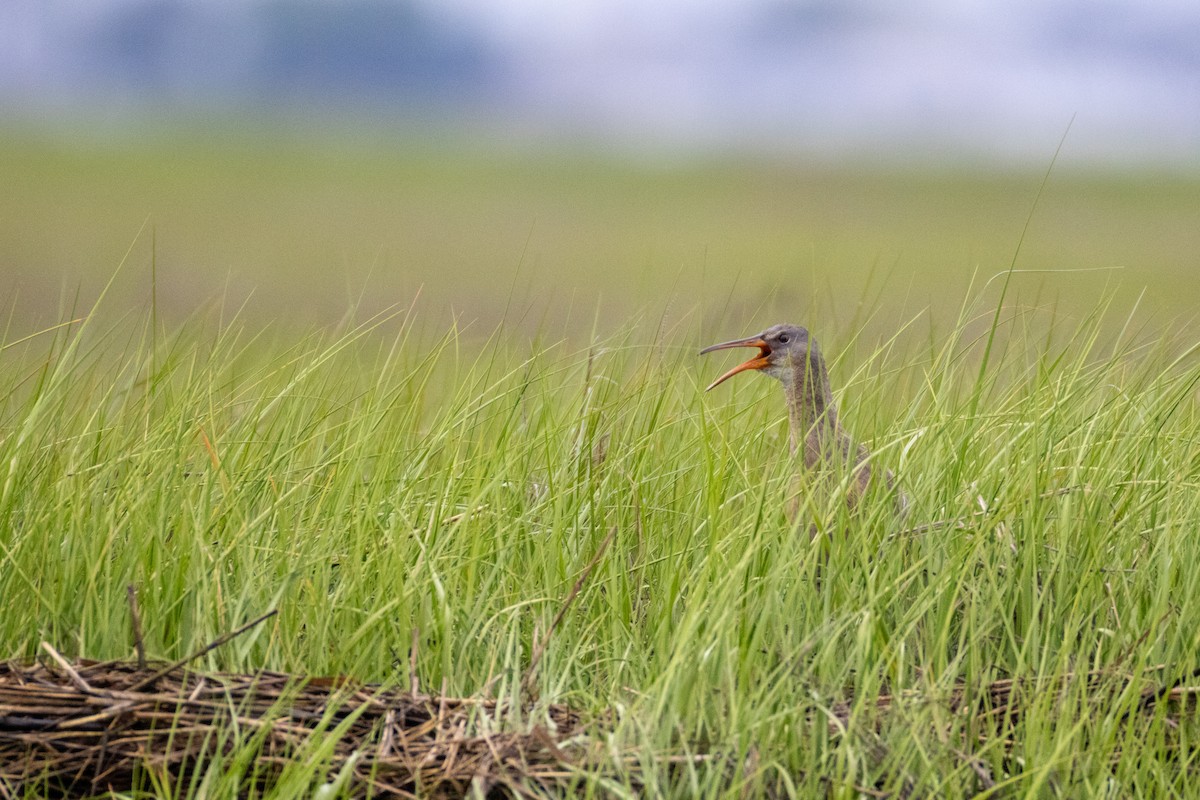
[701, 323, 908, 524]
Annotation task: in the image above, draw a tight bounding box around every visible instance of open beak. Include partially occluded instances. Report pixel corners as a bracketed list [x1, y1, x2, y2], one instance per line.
[699, 335, 771, 391]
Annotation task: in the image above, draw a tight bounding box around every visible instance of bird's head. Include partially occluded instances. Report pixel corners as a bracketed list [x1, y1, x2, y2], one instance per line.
[699, 323, 814, 391]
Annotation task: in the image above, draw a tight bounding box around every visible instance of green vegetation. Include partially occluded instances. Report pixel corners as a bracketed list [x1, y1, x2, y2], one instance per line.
[3, 284, 1199, 796]
[2, 131, 1200, 795]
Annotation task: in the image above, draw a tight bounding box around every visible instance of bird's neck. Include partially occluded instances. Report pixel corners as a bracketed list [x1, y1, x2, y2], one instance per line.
[784, 349, 840, 463]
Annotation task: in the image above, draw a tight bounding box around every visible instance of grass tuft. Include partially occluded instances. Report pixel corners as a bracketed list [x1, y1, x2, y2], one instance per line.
[2, 287, 1199, 796]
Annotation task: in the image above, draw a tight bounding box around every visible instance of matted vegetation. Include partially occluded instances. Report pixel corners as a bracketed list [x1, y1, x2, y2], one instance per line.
[2, 270, 1200, 796]
[1, 647, 1195, 797]
[1, 647, 592, 798]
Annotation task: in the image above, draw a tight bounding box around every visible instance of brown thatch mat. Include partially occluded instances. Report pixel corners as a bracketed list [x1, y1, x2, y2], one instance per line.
[0, 653, 597, 799]
[2, 641, 1197, 798]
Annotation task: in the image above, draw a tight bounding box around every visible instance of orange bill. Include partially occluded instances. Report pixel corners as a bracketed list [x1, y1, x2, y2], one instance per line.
[699, 336, 770, 391]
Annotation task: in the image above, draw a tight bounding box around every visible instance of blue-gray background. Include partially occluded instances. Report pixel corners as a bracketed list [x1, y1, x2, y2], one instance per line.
[4, 0, 1198, 165]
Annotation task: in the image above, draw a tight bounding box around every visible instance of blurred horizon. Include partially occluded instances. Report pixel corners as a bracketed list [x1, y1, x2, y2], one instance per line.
[3, 0, 1199, 166]
[3, 0, 1199, 342]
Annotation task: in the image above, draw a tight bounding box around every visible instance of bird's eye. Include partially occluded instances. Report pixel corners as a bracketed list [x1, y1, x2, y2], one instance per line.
[778, 334, 790, 344]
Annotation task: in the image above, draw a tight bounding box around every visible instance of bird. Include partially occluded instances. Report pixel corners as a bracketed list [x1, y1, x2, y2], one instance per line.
[700, 323, 907, 527]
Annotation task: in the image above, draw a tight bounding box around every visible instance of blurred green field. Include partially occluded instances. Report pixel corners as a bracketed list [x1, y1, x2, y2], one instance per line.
[3, 127, 1198, 338]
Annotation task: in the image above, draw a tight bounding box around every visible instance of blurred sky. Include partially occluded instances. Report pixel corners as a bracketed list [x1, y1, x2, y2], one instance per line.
[2, 0, 1199, 164]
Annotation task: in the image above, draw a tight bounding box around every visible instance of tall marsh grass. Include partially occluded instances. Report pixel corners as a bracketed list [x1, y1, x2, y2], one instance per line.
[2, 286, 1199, 797]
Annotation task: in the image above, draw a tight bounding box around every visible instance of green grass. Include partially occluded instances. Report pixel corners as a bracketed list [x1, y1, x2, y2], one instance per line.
[3, 277, 1200, 796]
[3, 129, 1200, 795]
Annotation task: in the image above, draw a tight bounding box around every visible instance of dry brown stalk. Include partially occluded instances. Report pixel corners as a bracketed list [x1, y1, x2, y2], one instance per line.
[125, 608, 279, 692]
[126, 585, 146, 669]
